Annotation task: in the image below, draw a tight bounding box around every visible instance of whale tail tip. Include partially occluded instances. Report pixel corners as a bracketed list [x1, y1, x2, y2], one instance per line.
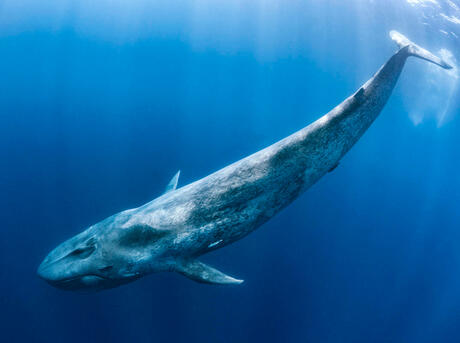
[389, 30, 453, 70]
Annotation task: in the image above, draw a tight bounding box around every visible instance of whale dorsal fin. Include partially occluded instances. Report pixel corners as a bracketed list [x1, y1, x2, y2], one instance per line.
[175, 259, 243, 285]
[164, 170, 180, 194]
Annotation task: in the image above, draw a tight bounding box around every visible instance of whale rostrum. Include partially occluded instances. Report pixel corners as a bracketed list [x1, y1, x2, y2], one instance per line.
[37, 31, 453, 291]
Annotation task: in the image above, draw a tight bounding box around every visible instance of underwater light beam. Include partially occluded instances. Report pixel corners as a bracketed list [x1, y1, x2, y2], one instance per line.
[407, 48, 458, 126]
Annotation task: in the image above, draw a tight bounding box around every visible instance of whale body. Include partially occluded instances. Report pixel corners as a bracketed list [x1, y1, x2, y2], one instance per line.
[38, 31, 453, 291]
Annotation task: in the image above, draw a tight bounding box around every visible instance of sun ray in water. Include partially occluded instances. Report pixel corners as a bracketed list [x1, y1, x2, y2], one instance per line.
[407, 48, 458, 126]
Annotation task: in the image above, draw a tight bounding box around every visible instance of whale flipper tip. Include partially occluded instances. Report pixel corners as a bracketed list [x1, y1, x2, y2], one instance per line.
[175, 259, 243, 285]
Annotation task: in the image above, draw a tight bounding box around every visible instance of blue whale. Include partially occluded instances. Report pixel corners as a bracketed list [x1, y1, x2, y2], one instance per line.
[38, 31, 452, 291]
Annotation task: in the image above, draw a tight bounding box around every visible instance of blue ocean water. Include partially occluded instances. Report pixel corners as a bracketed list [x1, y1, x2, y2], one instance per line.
[1, 0, 460, 342]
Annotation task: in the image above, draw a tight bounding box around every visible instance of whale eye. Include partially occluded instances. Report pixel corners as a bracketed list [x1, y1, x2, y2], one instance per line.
[69, 245, 95, 259]
[98, 266, 113, 273]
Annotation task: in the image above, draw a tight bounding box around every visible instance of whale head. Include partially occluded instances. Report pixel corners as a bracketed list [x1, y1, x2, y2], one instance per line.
[37, 210, 171, 291]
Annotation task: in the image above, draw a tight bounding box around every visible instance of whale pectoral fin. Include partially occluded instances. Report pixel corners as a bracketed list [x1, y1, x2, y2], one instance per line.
[175, 259, 244, 285]
[164, 170, 180, 194]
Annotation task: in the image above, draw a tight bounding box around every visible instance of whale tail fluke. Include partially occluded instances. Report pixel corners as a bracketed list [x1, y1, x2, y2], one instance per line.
[390, 30, 452, 70]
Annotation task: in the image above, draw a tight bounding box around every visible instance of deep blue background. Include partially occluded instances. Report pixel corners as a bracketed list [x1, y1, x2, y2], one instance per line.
[1, 1, 460, 342]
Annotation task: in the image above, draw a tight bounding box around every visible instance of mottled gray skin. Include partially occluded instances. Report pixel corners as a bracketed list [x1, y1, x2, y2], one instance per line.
[37, 32, 452, 291]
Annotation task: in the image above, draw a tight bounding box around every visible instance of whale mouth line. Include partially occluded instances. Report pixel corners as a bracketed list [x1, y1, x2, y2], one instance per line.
[49, 275, 106, 286]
